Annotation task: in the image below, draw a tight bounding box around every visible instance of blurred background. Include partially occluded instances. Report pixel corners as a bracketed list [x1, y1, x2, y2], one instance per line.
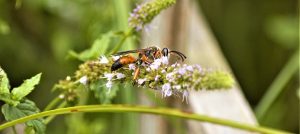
[0, 0, 298, 133]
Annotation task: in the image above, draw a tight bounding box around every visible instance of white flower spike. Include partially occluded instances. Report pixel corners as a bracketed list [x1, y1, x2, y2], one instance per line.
[99, 56, 109, 64]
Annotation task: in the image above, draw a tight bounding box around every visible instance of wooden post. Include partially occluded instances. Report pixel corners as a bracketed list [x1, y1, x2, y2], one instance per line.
[140, 0, 258, 133]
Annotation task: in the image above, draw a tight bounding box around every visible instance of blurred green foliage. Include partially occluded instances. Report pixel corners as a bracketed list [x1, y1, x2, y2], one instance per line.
[0, 0, 298, 133]
[0, 19, 10, 35]
[197, 0, 298, 132]
[0, 0, 139, 133]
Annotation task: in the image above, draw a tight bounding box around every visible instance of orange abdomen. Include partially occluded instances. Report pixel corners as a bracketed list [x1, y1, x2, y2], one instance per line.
[111, 55, 136, 71]
[119, 56, 136, 64]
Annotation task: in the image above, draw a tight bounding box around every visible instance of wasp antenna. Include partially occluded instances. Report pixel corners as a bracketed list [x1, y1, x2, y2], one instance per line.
[170, 51, 187, 61]
[170, 52, 184, 61]
[170, 51, 186, 58]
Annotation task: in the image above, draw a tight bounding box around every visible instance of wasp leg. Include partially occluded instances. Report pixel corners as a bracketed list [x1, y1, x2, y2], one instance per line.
[132, 58, 143, 84]
[131, 66, 141, 86]
[133, 67, 140, 80]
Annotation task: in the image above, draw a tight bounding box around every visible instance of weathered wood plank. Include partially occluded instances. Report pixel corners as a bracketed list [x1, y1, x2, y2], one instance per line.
[140, 0, 257, 133]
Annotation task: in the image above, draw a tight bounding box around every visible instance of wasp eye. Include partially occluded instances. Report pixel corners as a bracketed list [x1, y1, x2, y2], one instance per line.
[146, 50, 151, 56]
[162, 48, 169, 57]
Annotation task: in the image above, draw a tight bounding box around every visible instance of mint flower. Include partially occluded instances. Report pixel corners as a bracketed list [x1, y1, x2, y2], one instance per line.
[128, 64, 136, 70]
[150, 58, 162, 70]
[177, 68, 186, 75]
[161, 56, 169, 65]
[54, 55, 233, 103]
[112, 55, 120, 61]
[138, 78, 147, 85]
[79, 75, 88, 85]
[162, 83, 172, 97]
[173, 85, 181, 90]
[182, 90, 189, 102]
[166, 73, 175, 82]
[99, 56, 109, 64]
[128, 0, 176, 31]
[116, 73, 125, 79]
[104, 73, 114, 81]
[186, 65, 193, 71]
[59, 94, 65, 99]
[155, 75, 160, 81]
[106, 81, 113, 92]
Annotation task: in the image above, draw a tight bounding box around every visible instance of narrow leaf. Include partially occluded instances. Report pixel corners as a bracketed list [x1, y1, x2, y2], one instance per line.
[1, 99, 46, 134]
[11, 73, 42, 101]
[68, 32, 112, 61]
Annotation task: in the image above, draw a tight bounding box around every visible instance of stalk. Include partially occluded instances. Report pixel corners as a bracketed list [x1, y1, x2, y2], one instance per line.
[0, 105, 289, 134]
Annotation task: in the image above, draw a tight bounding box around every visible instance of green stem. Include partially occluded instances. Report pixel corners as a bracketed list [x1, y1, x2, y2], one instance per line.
[43, 97, 62, 111]
[0, 105, 289, 134]
[111, 1, 137, 134]
[255, 51, 299, 120]
[109, 29, 134, 55]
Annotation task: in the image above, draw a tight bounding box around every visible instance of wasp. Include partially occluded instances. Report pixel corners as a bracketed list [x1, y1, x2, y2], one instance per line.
[111, 46, 186, 80]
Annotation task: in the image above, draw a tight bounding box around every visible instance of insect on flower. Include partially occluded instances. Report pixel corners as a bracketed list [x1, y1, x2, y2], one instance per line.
[111, 46, 187, 80]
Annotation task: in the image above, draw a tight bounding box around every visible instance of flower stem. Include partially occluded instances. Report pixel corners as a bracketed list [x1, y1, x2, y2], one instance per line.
[43, 96, 62, 111]
[0, 105, 289, 134]
[109, 28, 134, 55]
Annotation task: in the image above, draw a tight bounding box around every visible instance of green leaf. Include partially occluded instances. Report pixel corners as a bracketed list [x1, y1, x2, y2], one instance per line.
[0, 67, 10, 94]
[0, 67, 19, 105]
[11, 73, 42, 101]
[68, 32, 112, 61]
[90, 81, 119, 104]
[0, 93, 19, 106]
[1, 99, 46, 134]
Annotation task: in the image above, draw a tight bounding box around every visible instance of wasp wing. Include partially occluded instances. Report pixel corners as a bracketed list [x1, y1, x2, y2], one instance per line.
[112, 50, 139, 56]
[112, 48, 150, 56]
